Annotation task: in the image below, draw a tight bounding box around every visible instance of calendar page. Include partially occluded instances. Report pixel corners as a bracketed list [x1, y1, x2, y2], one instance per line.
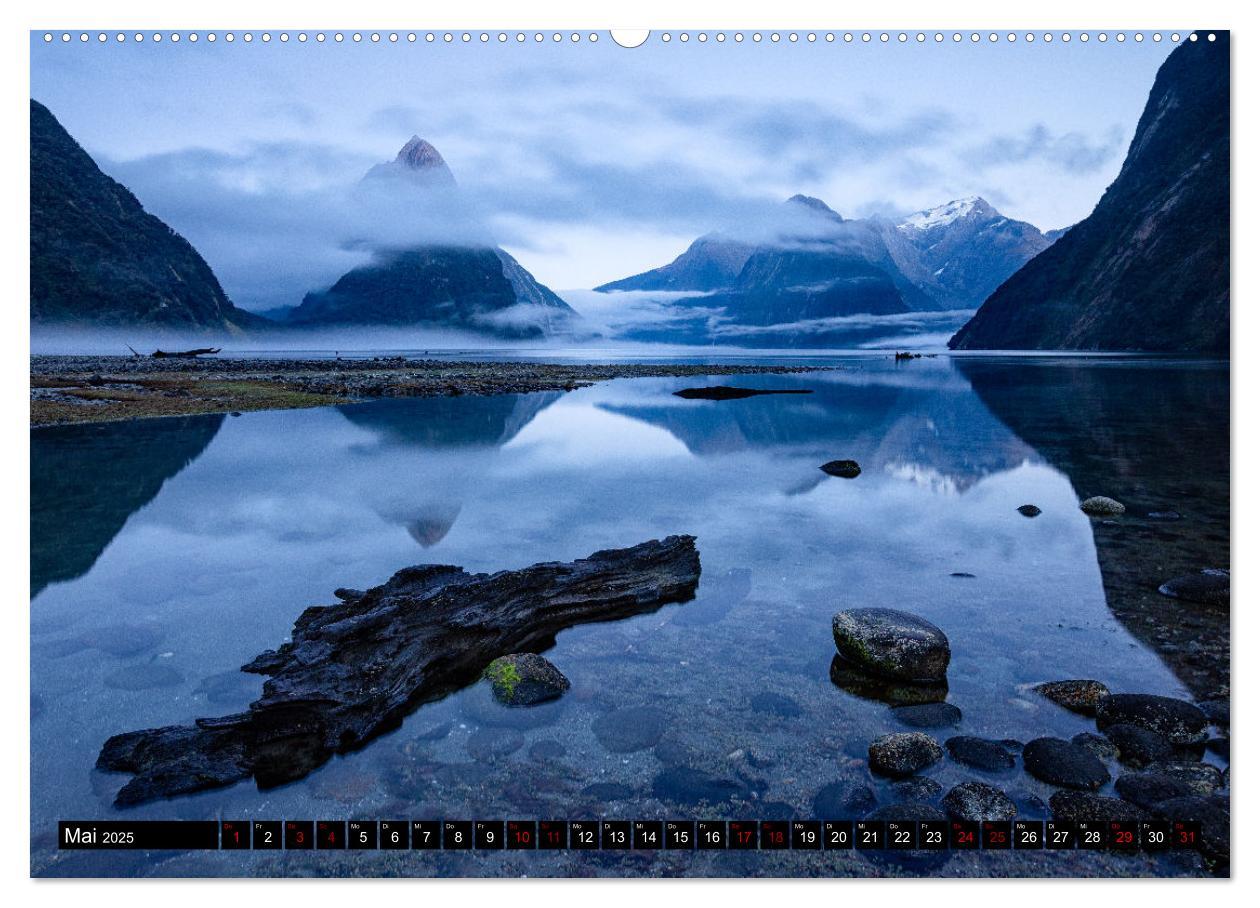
[28, 26, 1229, 880]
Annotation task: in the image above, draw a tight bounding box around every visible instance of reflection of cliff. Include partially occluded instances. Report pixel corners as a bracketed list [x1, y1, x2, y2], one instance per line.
[338, 392, 561, 448]
[30, 414, 225, 596]
[604, 367, 1035, 492]
[960, 358, 1230, 697]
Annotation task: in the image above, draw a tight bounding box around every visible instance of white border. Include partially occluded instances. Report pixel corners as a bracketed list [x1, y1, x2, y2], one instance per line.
[3, 1, 1252, 906]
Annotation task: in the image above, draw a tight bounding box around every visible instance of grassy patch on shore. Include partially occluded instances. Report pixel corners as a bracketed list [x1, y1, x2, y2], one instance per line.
[31, 380, 346, 428]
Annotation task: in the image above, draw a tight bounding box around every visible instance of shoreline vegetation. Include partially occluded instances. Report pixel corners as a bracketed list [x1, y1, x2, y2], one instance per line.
[29, 355, 829, 429]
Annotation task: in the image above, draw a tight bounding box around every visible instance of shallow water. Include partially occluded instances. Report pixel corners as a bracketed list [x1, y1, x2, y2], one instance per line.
[30, 355, 1228, 877]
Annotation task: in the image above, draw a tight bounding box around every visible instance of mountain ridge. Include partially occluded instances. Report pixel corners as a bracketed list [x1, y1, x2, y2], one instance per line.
[30, 99, 267, 334]
[949, 32, 1228, 353]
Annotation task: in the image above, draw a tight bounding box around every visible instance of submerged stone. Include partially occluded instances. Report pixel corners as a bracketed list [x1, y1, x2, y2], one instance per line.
[1152, 795, 1230, 861]
[1049, 791, 1148, 823]
[465, 727, 525, 762]
[829, 656, 949, 705]
[651, 767, 746, 806]
[1096, 693, 1209, 745]
[1071, 732, 1120, 762]
[1035, 679, 1110, 716]
[592, 706, 669, 753]
[749, 691, 803, 718]
[1114, 772, 1197, 810]
[1149, 761, 1225, 794]
[891, 702, 962, 728]
[942, 781, 1017, 822]
[813, 778, 878, 817]
[1103, 723, 1176, 768]
[1080, 496, 1125, 516]
[104, 664, 183, 691]
[1158, 569, 1229, 606]
[946, 736, 1017, 772]
[1022, 737, 1110, 790]
[892, 777, 944, 802]
[832, 608, 951, 683]
[869, 732, 943, 778]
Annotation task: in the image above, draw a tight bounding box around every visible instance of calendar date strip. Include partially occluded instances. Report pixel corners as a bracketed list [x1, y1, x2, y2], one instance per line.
[59, 819, 1202, 852]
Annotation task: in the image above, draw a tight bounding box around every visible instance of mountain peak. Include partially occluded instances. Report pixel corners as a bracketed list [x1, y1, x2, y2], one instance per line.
[365, 135, 458, 187]
[786, 194, 843, 221]
[900, 196, 994, 231]
[396, 135, 448, 171]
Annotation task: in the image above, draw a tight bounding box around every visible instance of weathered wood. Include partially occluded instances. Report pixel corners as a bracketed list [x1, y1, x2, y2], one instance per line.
[97, 535, 701, 806]
[150, 347, 221, 358]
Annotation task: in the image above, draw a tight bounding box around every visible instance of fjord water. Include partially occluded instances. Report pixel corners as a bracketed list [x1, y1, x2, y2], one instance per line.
[30, 356, 1228, 877]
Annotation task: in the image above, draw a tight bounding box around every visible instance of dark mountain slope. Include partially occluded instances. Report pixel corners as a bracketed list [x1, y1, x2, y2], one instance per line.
[30, 100, 264, 333]
[950, 33, 1229, 352]
[289, 138, 574, 338]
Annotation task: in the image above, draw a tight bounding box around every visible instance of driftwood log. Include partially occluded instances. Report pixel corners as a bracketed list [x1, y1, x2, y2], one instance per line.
[97, 535, 701, 806]
[151, 347, 221, 358]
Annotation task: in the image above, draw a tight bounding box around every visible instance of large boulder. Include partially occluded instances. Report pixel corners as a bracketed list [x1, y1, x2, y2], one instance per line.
[832, 608, 950, 683]
[1022, 737, 1110, 790]
[1096, 694, 1209, 745]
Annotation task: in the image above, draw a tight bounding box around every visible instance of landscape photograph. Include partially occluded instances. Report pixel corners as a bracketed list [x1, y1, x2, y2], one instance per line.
[29, 28, 1229, 879]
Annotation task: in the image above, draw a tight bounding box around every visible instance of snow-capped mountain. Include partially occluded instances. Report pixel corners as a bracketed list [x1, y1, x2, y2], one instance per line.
[597, 194, 1050, 319]
[880, 197, 1052, 309]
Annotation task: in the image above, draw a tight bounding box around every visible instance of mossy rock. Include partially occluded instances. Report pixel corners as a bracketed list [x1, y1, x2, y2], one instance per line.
[482, 653, 570, 706]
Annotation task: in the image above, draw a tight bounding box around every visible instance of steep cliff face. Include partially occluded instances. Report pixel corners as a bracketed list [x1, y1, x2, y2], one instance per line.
[30, 100, 263, 333]
[950, 33, 1229, 353]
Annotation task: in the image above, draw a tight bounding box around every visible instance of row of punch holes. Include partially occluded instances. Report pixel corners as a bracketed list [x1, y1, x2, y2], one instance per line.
[42, 31, 1215, 47]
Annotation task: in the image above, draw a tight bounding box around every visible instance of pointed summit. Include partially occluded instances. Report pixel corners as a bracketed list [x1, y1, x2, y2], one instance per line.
[396, 135, 449, 172]
[364, 135, 456, 186]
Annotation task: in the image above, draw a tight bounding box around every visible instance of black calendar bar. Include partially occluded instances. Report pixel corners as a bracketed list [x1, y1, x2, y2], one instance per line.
[57, 818, 1204, 851]
[58, 821, 220, 850]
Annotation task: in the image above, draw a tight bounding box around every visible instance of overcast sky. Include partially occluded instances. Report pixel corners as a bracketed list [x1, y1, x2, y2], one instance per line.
[31, 32, 1174, 311]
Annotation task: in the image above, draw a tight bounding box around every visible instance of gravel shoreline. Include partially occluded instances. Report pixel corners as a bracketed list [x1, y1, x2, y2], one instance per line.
[30, 355, 830, 428]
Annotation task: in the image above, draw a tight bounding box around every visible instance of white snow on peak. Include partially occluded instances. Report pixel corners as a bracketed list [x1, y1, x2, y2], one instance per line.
[899, 197, 985, 232]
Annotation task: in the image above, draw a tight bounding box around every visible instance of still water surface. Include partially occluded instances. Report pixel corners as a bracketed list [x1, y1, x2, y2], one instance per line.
[30, 355, 1228, 876]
